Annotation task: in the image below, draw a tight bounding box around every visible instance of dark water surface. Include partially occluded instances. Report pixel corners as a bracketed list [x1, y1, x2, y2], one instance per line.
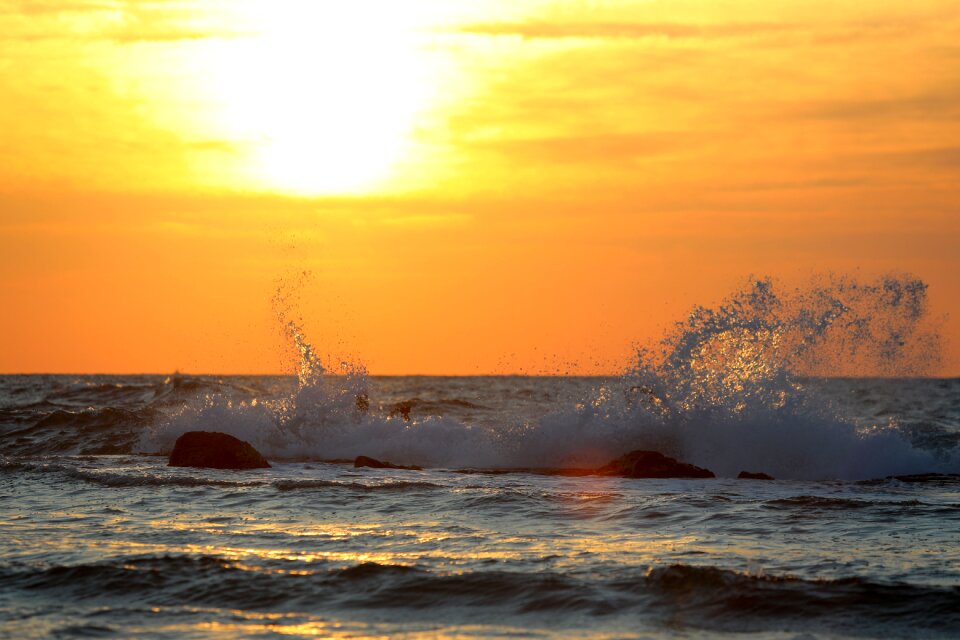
[2, 374, 959, 639]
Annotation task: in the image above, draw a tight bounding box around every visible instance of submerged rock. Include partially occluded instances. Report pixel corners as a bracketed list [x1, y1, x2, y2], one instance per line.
[738, 471, 775, 480]
[168, 431, 270, 469]
[354, 455, 422, 471]
[595, 450, 715, 479]
[450, 451, 714, 479]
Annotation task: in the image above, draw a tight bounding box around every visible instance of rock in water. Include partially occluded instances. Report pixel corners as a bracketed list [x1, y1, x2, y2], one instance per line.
[354, 455, 422, 471]
[168, 431, 270, 469]
[738, 471, 774, 480]
[388, 400, 415, 422]
[596, 450, 715, 478]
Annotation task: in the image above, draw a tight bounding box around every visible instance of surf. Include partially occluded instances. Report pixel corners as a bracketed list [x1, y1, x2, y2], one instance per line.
[130, 274, 959, 480]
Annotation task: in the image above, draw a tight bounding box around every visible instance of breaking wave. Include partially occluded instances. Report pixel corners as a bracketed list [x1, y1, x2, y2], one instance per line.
[130, 274, 960, 480]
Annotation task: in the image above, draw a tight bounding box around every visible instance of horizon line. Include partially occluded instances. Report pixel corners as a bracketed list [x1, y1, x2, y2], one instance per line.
[1, 371, 958, 380]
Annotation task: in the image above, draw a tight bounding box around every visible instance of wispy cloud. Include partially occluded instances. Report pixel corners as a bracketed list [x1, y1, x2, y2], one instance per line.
[801, 88, 960, 122]
[379, 213, 473, 227]
[455, 21, 802, 41]
[468, 132, 692, 163]
[0, 0, 248, 43]
[872, 146, 960, 170]
[0, 1, 115, 16]
[715, 178, 870, 193]
[5, 29, 247, 43]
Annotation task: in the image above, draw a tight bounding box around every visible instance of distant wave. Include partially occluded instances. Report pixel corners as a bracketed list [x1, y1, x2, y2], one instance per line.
[0, 375, 256, 457]
[0, 458, 443, 492]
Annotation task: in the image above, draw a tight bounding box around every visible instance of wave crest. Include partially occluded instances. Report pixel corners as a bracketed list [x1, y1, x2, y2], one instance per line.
[134, 274, 959, 480]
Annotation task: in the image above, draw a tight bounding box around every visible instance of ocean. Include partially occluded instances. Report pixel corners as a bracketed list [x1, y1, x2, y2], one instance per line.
[2, 277, 959, 638]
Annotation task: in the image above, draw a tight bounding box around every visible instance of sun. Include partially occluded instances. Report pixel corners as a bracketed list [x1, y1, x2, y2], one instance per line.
[194, 3, 442, 195]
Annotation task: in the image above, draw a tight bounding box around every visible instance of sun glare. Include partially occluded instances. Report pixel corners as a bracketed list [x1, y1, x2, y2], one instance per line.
[197, 3, 442, 195]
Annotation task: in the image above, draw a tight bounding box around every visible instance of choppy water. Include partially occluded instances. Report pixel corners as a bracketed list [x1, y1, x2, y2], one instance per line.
[3, 275, 960, 638]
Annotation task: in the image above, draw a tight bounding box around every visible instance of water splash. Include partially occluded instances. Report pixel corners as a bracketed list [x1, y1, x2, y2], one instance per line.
[140, 273, 958, 479]
[628, 273, 940, 420]
[271, 270, 325, 387]
[514, 274, 954, 478]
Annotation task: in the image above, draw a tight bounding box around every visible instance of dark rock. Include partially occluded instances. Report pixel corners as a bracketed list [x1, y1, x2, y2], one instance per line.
[446, 451, 714, 479]
[355, 393, 370, 413]
[168, 431, 270, 469]
[388, 400, 416, 422]
[354, 455, 422, 471]
[738, 471, 774, 480]
[595, 450, 715, 479]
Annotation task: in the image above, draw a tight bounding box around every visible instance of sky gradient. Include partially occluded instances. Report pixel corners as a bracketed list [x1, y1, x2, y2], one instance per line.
[1, 0, 958, 374]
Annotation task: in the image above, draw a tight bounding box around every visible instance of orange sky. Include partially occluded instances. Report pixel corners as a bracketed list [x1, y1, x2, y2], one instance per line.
[1, 0, 958, 375]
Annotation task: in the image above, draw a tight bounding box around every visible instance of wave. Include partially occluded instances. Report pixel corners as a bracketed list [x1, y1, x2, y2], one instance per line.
[385, 397, 489, 421]
[0, 375, 239, 411]
[638, 564, 960, 633]
[1, 275, 956, 480]
[0, 458, 444, 492]
[271, 479, 442, 492]
[0, 375, 263, 457]
[763, 496, 927, 510]
[0, 459, 261, 488]
[131, 274, 960, 480]
[65, 469, 262, 489]
[5, 556, 958, 635]
[2, 407, 149, 456]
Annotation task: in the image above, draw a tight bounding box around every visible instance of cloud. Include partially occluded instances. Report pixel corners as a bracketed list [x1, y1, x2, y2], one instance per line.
[0, 1, 115, 16]
[454, 21, 801, 41]
[5, 29, 245, 44]
[0, 0, 248, 43]
[715, 178, 869, 192]
[452, 18, 934, 51]
[108, 28, 249, 43]
[802, 88, 960, 121]
[379, 213, 473, 227]
[468, 132, 692, 163]
[873, 146, 960, 170]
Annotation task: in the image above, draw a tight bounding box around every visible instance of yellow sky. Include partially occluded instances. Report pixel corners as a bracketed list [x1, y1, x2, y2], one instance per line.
[1, 0, 958, 374]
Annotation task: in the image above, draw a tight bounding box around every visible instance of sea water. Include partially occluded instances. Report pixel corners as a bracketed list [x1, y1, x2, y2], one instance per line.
[2, 276, 959, 638]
